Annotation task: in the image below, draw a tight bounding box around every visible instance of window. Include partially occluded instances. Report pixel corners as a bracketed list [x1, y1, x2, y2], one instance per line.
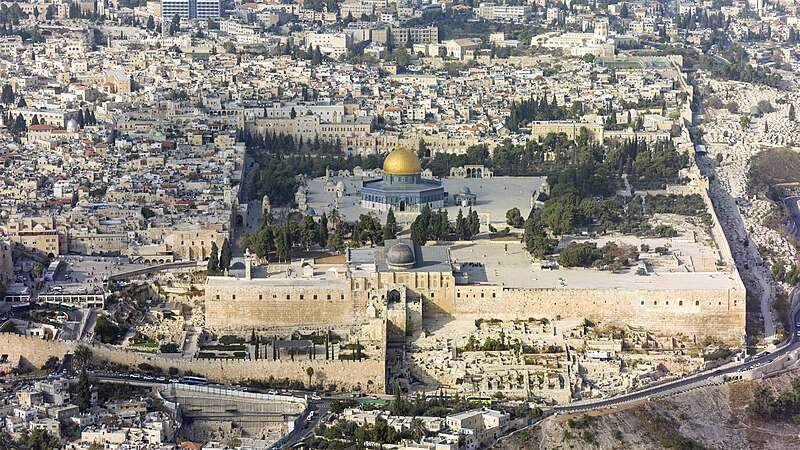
[327, 294, 331, 300]
[653, 301, 657, 305]
[313, 295, 318, 300]
[481, 292, 484, 298]
[232, 295, 236, 300]
[300, 295, 304, 300]
[695, 301, 700, 306]
[259, 294, 263, 300]
[287, 294, 291, 300]
[215, 295, 219, 300]
[640, 301, 644, 305]
[679, 300, 683, 306]
[457, 292, 461, 298]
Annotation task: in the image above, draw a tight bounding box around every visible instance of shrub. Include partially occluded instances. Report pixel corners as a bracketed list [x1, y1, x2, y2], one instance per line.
[160, 343, 180, 353]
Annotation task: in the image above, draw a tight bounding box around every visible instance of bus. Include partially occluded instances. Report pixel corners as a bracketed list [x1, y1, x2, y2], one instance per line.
[181, 376, 208, 385]
[467, 396, 492, 405]
[10, 303, 31, 313]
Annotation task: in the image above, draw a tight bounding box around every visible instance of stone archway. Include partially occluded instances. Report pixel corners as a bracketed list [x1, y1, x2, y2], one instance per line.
[388, 289, 401, 303]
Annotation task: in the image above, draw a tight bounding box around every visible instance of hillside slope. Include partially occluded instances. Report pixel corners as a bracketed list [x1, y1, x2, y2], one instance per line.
[492, 370, 800, 450]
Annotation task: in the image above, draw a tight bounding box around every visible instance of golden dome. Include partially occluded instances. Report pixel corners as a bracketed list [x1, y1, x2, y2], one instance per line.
[383, 148, 422, 175]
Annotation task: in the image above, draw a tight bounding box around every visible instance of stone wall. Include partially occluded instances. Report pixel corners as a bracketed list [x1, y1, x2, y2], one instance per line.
[0, 333, 75, 369]
[0, 334, 386, 392]
[441, 285, 746, 344]
[205, 281, 358, 330]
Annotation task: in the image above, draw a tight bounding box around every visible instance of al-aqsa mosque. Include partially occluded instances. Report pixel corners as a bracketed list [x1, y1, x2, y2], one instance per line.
[359, 148, 445, 212]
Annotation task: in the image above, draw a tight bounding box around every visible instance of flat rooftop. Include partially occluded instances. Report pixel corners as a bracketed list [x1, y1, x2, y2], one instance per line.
[206, 264, 349, 287]
[451, 239, 741, 291]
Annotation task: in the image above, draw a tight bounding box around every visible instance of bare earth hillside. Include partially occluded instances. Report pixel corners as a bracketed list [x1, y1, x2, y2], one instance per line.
[492, 370, 800, 450]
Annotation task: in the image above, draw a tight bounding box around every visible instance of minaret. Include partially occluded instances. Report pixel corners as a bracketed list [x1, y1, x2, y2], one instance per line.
[245, 248, 252, 280]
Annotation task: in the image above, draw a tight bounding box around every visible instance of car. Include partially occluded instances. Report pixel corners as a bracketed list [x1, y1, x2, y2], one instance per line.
[312, 395, 322, 401]
[169, 378, 179, 383]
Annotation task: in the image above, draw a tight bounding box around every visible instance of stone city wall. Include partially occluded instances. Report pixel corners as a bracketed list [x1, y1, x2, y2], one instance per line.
[0, 334, 386, 392]
[0, 333, 75, 369]
[442, 286, 746, 344]
[205, 283, 358, 330]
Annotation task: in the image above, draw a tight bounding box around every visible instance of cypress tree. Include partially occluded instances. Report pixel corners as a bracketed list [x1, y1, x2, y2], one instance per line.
[383, 209, 397, 241]
[219, 238, 232, 272]
[207, 242, 219, 275]
[319, 212, 329, 246]
[76, 370, 91, 412]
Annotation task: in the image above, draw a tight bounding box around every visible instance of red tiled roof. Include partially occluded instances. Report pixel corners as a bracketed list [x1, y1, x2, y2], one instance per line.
[179, 442, 203, 450]
[28, 125, 55, 131]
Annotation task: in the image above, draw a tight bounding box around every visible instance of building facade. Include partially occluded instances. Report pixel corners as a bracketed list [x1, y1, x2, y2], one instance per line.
[161, 0, 220, 21]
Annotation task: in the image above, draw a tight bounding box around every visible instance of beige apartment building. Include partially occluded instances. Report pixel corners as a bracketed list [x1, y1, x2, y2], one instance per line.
[3, 217, 64, 257]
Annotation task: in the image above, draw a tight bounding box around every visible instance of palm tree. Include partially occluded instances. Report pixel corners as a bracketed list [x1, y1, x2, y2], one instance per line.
[306, 366, 314, 388]
[329, 209, 342, 229]
[73, 345, 92, 369]
[410, 417, 428, 442]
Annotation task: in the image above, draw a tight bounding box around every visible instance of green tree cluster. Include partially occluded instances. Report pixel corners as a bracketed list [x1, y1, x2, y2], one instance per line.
[748, 377, 800, 423]
[94, 315, 127, 344]
[558, 241, 638, 270]
[504, 95, 573, 131]
[0, 429, 60, 450]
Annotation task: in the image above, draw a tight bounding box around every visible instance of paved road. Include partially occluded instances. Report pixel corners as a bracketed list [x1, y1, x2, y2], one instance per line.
[784, 196, 800, 239]
[280, 398, 330, 448]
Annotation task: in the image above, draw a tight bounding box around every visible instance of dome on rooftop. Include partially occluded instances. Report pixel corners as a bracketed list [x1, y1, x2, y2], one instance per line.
[460, 185, 471, 194]
[386, 242, 415, 269]
[383, 148, 421, 175]
[67, 119, 79, 132]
